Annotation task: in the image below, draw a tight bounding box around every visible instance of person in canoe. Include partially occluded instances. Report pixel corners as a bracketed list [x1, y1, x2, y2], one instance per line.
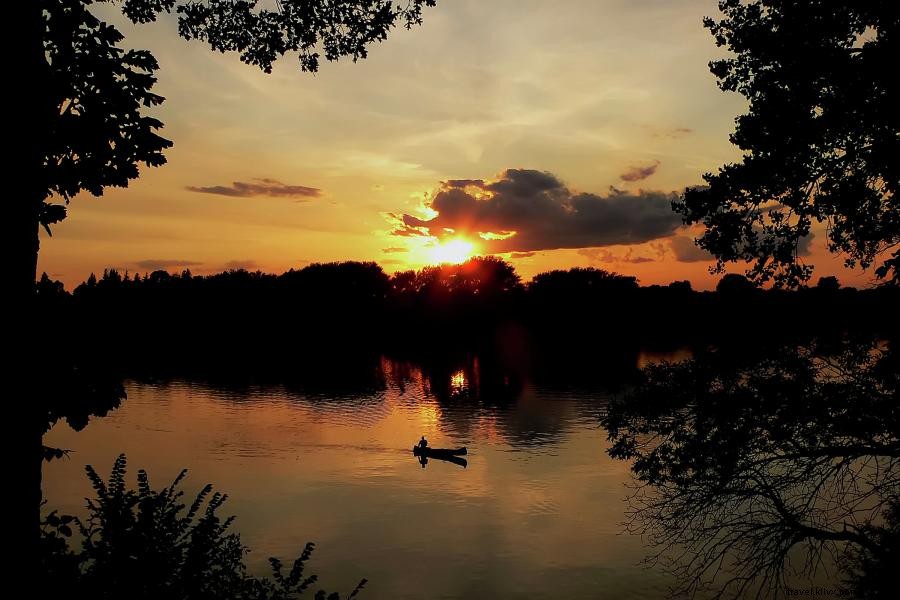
[418, 436, 428, 450]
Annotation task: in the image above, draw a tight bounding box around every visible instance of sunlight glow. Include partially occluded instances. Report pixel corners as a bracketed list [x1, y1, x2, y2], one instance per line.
[429, 239, 474, 264]
[450, 370, 468, 395]
[478, 231, 517, 241]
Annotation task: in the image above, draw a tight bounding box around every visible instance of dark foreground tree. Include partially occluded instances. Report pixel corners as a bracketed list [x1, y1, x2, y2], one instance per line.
[15, 0, 436, 304]
[12, 0, 435, 580]
[674, 0, 899, 287]
[603, 341, 899, 599]
[42, 454, 366, 599]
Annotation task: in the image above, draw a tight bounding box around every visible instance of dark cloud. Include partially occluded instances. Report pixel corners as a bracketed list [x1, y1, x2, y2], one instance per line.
[445, 179, 485, 189]
[670, 231, 815, 262]
[224, 260, 259, 271]
[382, 247, 408, 254]
[579, 247, 655, 264]
[507, 251, 536, 259]
[186, 178, 321, 199]
[387, 213, 428, 237]
[670, 235, 714, 262]
[135, 259, 203, 270]
[797, 232, 815, 256]
[620, 160, 661, 182]
[392, 169, 682, 253]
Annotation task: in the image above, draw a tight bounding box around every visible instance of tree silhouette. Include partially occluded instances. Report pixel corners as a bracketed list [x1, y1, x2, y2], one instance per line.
[411, 256, 522, 300]
[714, 272, 756, 295]
[13, 0, 436, 576]
[41, 454, 367, 599]
[16, 0, 436, 303]
[603, 341, 899, 599]
[54, 259, 898, 370]
[673, 1, 899, 287]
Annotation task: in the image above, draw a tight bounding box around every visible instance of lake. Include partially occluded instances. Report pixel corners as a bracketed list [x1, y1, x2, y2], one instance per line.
[43, 355, 675, 600]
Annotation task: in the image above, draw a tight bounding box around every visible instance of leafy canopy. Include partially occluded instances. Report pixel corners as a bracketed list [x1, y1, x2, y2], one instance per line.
[674, 0, 899, 287]
[42, 0, 171, 234]
[40, 0, 435, 232]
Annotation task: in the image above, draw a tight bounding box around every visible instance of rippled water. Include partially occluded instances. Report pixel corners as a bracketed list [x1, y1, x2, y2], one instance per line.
[43, 358, 674, 599]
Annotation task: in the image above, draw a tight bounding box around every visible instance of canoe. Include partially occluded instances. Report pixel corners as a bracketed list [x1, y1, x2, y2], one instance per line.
[412, 446, 467, 458]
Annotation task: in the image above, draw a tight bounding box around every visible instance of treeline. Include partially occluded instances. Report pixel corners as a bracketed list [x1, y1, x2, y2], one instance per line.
[36, 258, 898, 377]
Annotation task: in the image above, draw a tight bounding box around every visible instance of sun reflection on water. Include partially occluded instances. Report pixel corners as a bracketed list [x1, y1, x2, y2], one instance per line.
[449, 369, 467, 395]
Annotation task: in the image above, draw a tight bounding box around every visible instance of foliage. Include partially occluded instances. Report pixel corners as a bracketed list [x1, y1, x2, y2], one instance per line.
[673, 0, 899, 287]
[37, 0, 436, 231]
[41, 454, 365, 599]
[37, 258, 897, 375]
[41, 0, 172, 233]
[394, 256, 523, 300]
[171, 0, 436, 74]
[529, 267, 638, 296]
[603, 341, 899, 599]
[845, 498, 900, 600]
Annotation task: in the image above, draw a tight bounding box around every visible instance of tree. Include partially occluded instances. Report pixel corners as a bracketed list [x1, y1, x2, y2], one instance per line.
[715, 272, 756, 295]
[42, 454, 367, 599]
[12, 0, 435, 579]
[603, 341, 899, 599]
[15, 0, 436, 304]
[816, 275, 842, 291]
[673, 0, 899, 288]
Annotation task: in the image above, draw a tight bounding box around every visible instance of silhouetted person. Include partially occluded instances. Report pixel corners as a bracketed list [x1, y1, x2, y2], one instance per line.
[418, 436, 428, 449]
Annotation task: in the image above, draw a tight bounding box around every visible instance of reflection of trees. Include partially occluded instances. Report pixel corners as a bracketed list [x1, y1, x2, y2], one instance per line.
[603, 342, 898, 599]
[393, 353, 588, 449]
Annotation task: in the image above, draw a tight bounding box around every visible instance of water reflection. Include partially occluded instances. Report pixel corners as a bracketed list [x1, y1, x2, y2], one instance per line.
[40, 343, 895, 599]
[416, 453, 468, 469]
[44, 356, 660, 600]
[603, 341, 898, 599]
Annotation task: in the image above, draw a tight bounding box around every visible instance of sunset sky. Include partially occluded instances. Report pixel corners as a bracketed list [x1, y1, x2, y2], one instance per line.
[39, 0, 872, 290]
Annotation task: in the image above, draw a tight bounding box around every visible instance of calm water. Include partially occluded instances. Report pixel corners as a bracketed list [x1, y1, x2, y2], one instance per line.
[44, 357, 676, 599]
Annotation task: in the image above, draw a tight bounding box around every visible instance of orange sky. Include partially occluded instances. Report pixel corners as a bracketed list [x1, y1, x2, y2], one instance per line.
[38, 0, 879, 291]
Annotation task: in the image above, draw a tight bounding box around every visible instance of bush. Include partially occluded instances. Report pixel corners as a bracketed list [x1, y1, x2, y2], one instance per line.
[41, 454, 365, 600]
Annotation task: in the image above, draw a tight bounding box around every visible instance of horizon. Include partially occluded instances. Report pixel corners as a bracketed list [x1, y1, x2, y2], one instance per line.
[52, 255, 874, 293]
[35, 0, 877, 292]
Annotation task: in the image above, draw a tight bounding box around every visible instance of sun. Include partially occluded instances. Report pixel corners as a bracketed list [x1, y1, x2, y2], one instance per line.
[429, 239, 474, 264]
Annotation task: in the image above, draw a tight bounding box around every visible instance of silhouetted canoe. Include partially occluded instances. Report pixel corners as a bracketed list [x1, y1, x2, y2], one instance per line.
[412, 446, 467, 458]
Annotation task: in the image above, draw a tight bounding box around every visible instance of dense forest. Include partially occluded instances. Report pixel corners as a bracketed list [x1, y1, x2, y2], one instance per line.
[36, 258, 898, 382]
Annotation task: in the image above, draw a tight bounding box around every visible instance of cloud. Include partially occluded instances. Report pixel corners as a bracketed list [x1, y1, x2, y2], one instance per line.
[579, 247, 655, 264]
[380, 259, 404, 265]
[186, 178, 321, 199]
[651, 127, 693, 139]
[445, 179, 486, 189]
[797, 233, 815, 255]
[390, 169, 682, 253]
[506, 251, 536, 259]
[224, 259, 259, 271]
[670, 231, 815, 262]
[382, 247, 408, 254]
[135, 259, 203, 270]
[670, 235, 715, 262]
[620, 160, 660, 182]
